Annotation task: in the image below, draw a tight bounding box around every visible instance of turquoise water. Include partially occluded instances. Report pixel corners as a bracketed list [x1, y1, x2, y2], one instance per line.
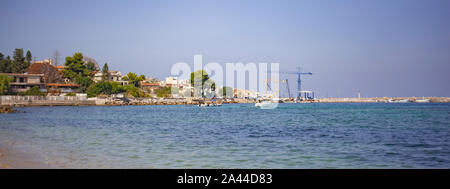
[1, 103, 450, 168]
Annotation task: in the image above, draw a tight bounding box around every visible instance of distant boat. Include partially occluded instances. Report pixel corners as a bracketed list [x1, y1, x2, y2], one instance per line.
[416, 99, 431, 103]
[256, 101, 278, 109]
[388, 99, 411, 103]
[198, 103, 222, 107]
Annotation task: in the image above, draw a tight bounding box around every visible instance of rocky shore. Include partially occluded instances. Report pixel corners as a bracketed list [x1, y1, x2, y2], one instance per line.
[93, 97, 244, 106]
[0, 105, 15, 113]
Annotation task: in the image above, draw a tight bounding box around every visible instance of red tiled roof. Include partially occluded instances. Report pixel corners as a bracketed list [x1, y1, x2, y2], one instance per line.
[27, 63, 45, 74]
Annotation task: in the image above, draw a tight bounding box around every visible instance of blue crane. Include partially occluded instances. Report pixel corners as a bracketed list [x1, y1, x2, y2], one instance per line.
[280, 67, 312, 99]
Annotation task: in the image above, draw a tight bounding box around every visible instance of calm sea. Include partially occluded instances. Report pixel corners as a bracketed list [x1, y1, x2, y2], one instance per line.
[1, 103, 449, 168]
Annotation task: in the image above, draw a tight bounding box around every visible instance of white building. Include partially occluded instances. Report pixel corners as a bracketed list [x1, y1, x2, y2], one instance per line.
[163, 77, 178, 87]
[93, 71, 128, 85]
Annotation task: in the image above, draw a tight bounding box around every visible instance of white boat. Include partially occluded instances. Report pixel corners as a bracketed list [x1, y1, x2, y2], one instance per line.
[416, 99, 431, 103]
[198, 103, 222, 107]
[256, 101, 278, 109]
[199, 103, 208, 107]
[398, 99, 411, 103]
[388, 99, 411, 103]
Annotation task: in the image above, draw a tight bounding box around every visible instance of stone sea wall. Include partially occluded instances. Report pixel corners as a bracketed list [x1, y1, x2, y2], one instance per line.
[0, 95, 95, 106]
[0, 96, 225, 106]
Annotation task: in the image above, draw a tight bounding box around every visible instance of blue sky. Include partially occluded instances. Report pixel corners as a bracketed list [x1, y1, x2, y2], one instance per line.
[1, 0, 449, 97]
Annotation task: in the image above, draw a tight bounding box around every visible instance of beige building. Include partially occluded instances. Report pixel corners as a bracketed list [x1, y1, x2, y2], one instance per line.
[163, 77, 178, 87]
[1, 73, 45, 93]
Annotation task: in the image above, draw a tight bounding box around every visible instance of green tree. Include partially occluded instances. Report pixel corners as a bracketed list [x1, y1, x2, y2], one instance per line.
[86, 62, 97, 72]
[122, 72, 145, 87]
[101, 63, 110, 81]
[190, 70, 215, 97]
[12, 48, 29, 73]
[75, 76, 94, 93]
[26, 50, 32, 64]
[63, 52, 91, 80]
[0, 56, 12, 73]
[63, 53, 93, 92]
[0, 75, 12, 94]
[0, 53, 8, 73]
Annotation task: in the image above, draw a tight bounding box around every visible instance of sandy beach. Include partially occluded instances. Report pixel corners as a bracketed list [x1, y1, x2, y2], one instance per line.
[0, 144, 50, 169]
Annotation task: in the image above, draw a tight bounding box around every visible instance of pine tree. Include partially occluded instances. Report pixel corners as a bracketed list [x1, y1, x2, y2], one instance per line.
[0, 55, 12, 73]
[5, 56, 12, 73]
[102, 63, 110, 81]
[0, 53, 5, 73]
[12, 48, 29, 73]
[63, 52, 91, 80]
[26, 50, 32, 64]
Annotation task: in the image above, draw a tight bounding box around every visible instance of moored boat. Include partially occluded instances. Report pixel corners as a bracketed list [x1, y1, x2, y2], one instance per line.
[256, 101, 278, 109]
[416, 99, 431, 103]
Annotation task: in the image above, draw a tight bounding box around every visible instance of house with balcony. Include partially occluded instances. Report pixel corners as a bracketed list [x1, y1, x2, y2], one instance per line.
[0, 73, 45, 93]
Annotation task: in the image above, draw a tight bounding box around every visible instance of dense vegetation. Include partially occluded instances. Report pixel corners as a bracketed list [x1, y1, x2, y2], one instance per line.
[156, 86, 176, 98]
[63, 53, 94, 92]
[0, 75, 12, 94]
[86, 81, 125, 97]
[19, 86, 45, 96]
[122, 72, 145, 87]
[0, 49, 33, 73]
[86, 81, 148, 98]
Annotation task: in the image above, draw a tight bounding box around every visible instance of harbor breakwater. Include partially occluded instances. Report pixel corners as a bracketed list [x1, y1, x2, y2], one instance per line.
[315, 97, 450, 103]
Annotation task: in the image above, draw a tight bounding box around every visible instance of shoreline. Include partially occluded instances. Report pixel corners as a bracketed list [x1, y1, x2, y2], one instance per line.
[0, 144, 51, 169]
[1, 96, 450, 108]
